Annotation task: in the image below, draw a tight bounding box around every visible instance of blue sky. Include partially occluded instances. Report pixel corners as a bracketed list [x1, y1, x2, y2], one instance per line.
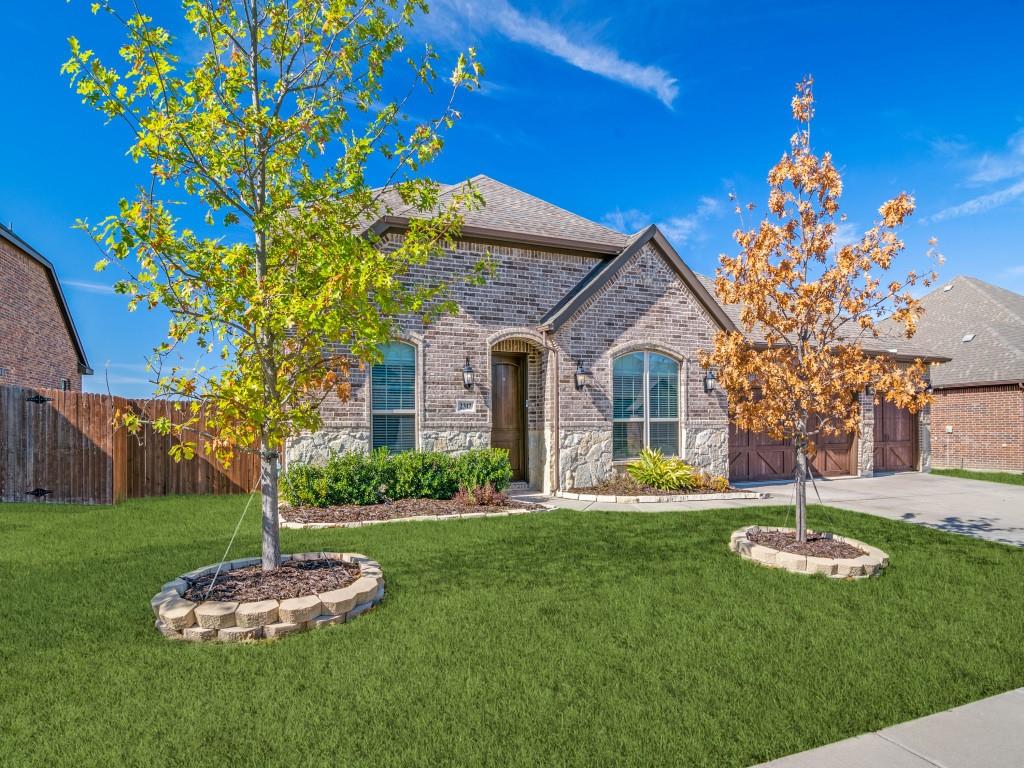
[2, 0, 1022, 397]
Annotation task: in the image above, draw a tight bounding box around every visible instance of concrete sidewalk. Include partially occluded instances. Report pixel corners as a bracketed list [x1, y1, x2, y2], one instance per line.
[753, 688, 1024, 767]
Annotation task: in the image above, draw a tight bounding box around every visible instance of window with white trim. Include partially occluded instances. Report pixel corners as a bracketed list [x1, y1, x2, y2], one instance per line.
[612, 351, 679, 460]
[371, 342, 415, 452]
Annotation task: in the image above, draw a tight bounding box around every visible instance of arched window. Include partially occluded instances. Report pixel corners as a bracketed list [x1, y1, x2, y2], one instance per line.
[612, 351, 679, 460]
[371, 342, 415, 452]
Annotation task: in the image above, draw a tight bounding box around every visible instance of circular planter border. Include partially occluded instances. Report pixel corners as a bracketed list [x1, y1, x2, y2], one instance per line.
[556, 490, 767, 503]
[729, 526, 889, 579]
[150, 552, 384, 642]
[280, 506, 545, 530]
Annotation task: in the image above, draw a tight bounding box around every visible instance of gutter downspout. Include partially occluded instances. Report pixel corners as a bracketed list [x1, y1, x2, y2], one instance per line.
[543, 328, 560, 494]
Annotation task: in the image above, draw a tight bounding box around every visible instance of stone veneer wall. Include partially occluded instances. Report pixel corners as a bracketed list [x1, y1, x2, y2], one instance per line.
[857, 393, 875, 477]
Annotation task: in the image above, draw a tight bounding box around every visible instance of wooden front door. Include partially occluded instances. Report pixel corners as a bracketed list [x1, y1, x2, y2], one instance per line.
[491, 354, 526, 482]
[874, 400, 915, 471]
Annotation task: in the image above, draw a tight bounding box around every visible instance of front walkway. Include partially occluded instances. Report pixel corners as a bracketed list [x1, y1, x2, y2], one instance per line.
[753, 687, 1024, 767]
[531, 472, 1024, 546]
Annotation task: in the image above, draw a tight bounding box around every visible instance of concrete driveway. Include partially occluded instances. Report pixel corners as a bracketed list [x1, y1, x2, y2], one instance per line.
[540, 472, 1024, 546]
[745, 472, 1024, 546]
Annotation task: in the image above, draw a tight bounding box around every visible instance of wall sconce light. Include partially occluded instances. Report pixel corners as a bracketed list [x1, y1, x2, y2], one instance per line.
[864, 384, 875, 397]
[703, 367, 718, 393]
[574, 360, 589, 390]
[462, 356, 475, 390]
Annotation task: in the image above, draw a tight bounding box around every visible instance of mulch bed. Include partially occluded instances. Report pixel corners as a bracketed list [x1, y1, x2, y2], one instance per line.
[283, 496, 543, 525]
[570, 476, 735, 496]
[747, 530, 867, 559]
[182, 559, 361, 603]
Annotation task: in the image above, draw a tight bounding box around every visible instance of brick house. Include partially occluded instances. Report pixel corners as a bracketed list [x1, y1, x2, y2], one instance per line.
[900, 276, 1024, 472]
[287, 176, 944, 490]
[0, 223, 92, 391]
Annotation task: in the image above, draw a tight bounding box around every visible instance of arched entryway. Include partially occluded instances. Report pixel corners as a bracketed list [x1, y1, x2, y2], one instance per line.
[489, 336, 547, 487]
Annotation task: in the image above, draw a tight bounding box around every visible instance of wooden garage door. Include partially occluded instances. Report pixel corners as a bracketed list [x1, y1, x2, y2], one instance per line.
[873, 400, 916, 472]
[729, 417, 854, 482]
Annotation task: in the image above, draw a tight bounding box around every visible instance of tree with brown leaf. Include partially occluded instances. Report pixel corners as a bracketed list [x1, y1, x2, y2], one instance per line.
[700, 77, 941, 542]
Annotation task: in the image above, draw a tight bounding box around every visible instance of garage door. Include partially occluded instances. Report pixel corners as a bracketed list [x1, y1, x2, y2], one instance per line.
[728, 418, 855, 482]
[873, 400, 916, 471]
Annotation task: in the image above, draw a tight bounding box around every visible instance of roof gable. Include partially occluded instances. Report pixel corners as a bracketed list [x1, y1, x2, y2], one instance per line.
[539, 225, 736, 333]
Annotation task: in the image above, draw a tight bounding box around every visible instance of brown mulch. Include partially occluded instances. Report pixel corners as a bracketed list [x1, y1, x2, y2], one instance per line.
[570, 475, 735, 496]
[182, 559, 361, 603]
[283, 496, 542, 525]
[747, 529, 867, 559]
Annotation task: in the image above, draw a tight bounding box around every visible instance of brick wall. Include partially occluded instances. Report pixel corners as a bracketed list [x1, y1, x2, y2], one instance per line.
[0, 237, 83, 391]
[931, 385, 1024, 471]
[286, 235, 732, 490]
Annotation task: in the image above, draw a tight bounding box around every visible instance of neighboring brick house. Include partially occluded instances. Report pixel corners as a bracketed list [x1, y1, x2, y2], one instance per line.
[0, 223, 92, 391]
[899, 276, 1024, 472]
[287, 176, 944, 490]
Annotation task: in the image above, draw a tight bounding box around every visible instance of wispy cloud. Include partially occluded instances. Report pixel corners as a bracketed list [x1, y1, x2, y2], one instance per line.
[63, 279, 115, 294]
[925, 128, 1024, 222]
[928, 179, 1024, 223]
[833, 221, 860, 248]
[603, 196, 722, 246]
[440, 0, 678, 107]
[968, 128, 1024, 184]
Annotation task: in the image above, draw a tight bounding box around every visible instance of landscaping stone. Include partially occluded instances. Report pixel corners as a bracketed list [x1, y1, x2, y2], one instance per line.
[278, 595, 322, 623]
[351, 576, 380, 604]
[150, 588, 180, 616]
[218, 625, 262, 642]
[319, 586, 359, 615]
[235, 599, 279, 628]
[183, 626, 217, 641]
[263, 621, 304, 639]
[309, 613, 345, 629]
[154, 619, 183, 640]
[158, 597, 197, 630]
[194, 601, 238, 629]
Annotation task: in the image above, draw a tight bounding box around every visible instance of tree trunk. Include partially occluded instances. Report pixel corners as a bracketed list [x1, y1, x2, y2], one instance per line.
[794, 439, 808, 543]
[260, 449, 281, 571]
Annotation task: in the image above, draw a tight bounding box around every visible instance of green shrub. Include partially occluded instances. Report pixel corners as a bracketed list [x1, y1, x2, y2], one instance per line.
[391, 450, 458, 499]
[281, 448, 391, 507]
[455, 448, 513, 491]
[282, 447, 514, 506]
[625, 448, 696, 491]
[280, 463, 328, 507]
[323, 448, 391, 505]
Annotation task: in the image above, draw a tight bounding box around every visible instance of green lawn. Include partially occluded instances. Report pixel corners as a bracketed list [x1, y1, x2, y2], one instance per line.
[933, 467, 1024, 486]
[2, 497, 1023, 767]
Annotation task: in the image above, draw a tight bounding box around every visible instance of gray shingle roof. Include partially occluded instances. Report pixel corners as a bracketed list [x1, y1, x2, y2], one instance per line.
[886, 275, 1024, 387]
[696, 273, 948, 362]
[372, 175, 629, 252]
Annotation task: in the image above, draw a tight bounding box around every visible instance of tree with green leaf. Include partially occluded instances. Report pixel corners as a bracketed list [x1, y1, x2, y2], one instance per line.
[62, 0, 484, 570]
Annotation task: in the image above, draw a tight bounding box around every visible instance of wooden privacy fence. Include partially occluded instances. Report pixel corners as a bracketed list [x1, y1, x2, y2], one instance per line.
[0, 385, 260, 504]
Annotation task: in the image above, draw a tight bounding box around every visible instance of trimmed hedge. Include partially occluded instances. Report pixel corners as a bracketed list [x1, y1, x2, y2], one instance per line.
[282, 447, 513, 507]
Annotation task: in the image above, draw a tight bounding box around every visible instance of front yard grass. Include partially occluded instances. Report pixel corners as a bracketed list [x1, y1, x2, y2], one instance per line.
[2, 496, 1023, 767]
[933, 467, 1024, 486]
